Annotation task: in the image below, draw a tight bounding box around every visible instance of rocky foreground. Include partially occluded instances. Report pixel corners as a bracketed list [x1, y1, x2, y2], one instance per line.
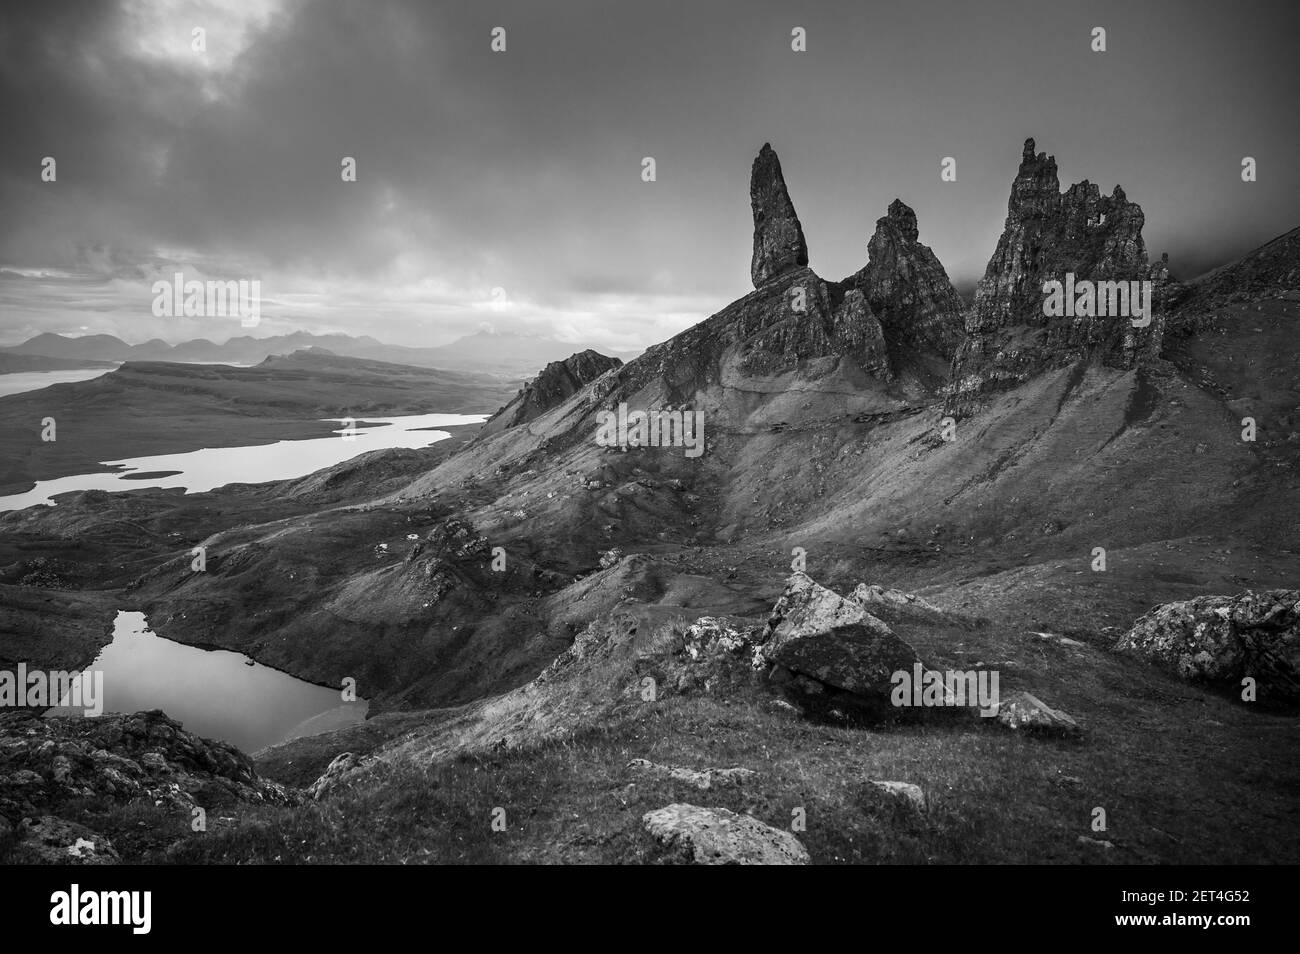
[3, 576, 1295, 864]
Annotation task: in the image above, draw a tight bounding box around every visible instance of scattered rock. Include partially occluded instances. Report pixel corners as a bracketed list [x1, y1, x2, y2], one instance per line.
[1077, 835, 1115, 850]
[869, 780, 928, 810]
[642, 803, 809, 865]
[1029, 631, 1086, 648]
[1114, 590, 1299, 702]
[995, 691, 1080, 735]
[627, 759, 755, 790]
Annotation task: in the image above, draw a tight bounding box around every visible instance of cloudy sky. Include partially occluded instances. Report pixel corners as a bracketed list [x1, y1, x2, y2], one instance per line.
[2, 0, 1297, 350]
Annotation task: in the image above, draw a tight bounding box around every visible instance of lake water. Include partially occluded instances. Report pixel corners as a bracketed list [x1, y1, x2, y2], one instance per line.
[0, 367, 115, 397]
[48, 611, 368, 753]
[0, 412, 486, 511]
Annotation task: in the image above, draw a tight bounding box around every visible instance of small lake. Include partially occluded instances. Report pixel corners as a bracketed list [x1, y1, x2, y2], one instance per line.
[0, 412, 486, 511]
[0, 367, 115, 397]
[48, 611, 367, 753]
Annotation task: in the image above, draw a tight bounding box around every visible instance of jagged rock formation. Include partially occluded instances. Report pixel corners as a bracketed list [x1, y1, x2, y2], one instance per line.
[844, 199, 967, 368]
[1115, 590, 1299, 702]
[750, 143, 809, 287]
[482, 349, 622, 434]
[949, 138, 1171, 414]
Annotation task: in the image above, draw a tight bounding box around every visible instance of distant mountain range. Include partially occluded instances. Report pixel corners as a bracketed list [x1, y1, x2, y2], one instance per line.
[0, 329, 642, 379]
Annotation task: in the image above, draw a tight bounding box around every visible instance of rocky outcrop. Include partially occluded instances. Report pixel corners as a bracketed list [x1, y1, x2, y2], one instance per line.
[750, 143, 809, 287]
[759, 573, 923, 697]
[949, 138, 1171, 414]
[0, 709, 300, 822]
[642, 803, 809, 864]
[483, 349, 622, 433]
[1114, 590, 1299, 702]
[846, 199, 966, 365]
[308, 751, 370, 800]
[7, 816, 120, 865]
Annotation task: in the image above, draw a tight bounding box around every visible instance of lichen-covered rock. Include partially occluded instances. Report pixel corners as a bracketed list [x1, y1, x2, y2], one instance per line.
[995, 691, 1080, 735]
[759, 573, 923, 697]
[642, 803, 808, 864]
[949, 137, 1171, 415]
[750, 143, 809, 287]
[1114, 590, 1299, 701]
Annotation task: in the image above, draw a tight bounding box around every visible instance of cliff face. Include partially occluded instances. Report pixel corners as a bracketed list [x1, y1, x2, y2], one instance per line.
[482, 349, 622, 433]
[948, 138, 1171, 414]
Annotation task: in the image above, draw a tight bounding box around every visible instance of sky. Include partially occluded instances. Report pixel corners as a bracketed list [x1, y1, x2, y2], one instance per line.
[1, 0, 1297, 351]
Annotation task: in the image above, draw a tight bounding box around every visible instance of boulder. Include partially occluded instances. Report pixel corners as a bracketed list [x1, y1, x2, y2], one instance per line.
[642, 803, 808, 865]
[869, 780, 928, 810]
[628, 759, 755, 791]
[308, 751, 369, 801]
[760, 573, 923, 697]
[1114, 590, 1299, 702]
[995, 691, 1080, 735]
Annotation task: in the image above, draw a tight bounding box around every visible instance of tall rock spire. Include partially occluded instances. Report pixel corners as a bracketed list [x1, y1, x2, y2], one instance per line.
[750, 143, 809, 288]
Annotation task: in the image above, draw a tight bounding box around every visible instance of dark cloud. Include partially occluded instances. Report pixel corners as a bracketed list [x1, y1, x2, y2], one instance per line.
[1, 0, 1297, 348]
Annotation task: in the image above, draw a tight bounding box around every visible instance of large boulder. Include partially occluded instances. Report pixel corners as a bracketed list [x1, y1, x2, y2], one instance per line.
[1114, 590, 1300, 702]
[642, 803, 808, 865]
[760, 573, 923, 697]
